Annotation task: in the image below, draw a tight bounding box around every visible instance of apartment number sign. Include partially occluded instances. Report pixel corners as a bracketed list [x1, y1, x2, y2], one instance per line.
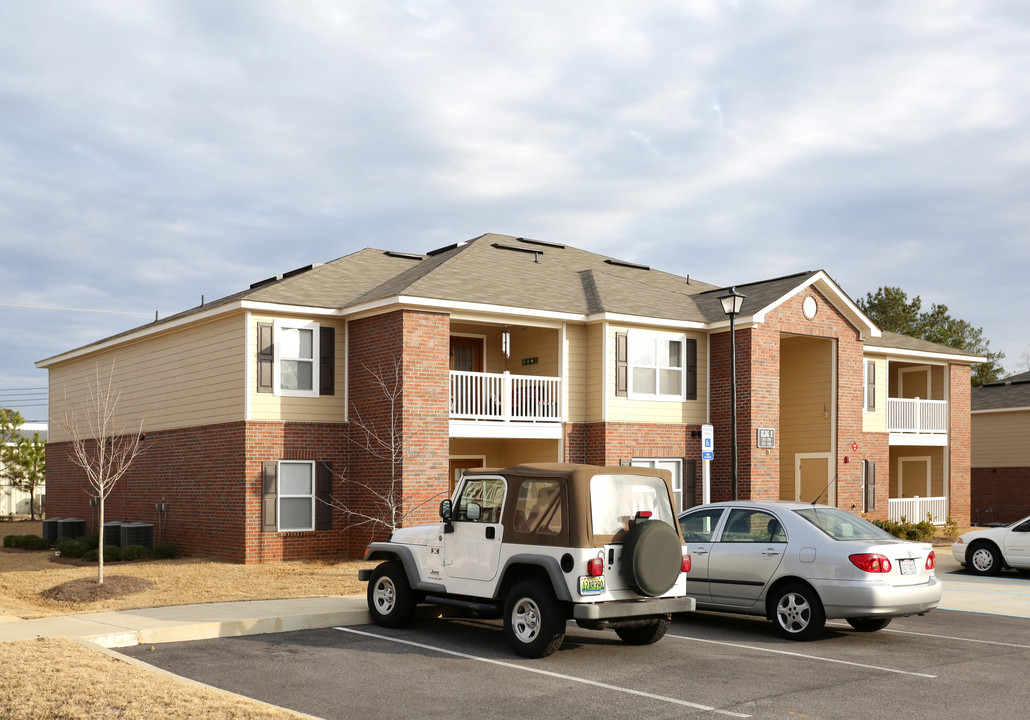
[756, 428, 775, 449]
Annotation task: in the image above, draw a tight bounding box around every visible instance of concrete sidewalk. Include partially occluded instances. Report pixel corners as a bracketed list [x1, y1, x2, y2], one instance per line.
[0, 595, 372, 647]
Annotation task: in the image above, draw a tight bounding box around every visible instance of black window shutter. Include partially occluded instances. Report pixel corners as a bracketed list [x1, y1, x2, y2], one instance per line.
[864, 461, 876, 512]
[615, 332, 628, 397]
[867, 361, 876, 411]
[316, 461, 333, 530]
[684, 459, 697, 510]
[686, 338, 698, 400]
[261, 461, 278, 532]
[319, 326, 335, 396]
[257, 323, 274, 394]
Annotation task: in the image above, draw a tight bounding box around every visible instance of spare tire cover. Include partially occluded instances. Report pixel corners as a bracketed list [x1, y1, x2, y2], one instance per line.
[622, 519, 682, 597]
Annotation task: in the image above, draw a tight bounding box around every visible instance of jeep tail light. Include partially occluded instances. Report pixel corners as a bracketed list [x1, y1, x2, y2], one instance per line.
[635, 511, 653, 521]
[849, 553, 892, 573]
[587, 556, 604, 577]
[681, 554, 691, 573]
[925, 551, 936, 570]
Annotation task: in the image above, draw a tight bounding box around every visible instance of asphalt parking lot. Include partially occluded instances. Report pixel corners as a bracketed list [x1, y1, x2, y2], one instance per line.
[121, 597, 1030, 720]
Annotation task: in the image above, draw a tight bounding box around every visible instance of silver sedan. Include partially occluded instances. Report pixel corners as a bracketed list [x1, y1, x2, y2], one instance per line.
[678, 501, 942, 640]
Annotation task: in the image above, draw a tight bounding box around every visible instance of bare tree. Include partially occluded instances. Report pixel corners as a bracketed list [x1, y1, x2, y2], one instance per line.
[63, 361, 144, 584]
[326, 360, 445, 539]
[1020, 347, 1030, 373]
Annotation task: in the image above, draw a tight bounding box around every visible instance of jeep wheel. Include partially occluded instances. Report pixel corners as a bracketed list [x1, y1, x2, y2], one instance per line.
[367, 561, 416, 628]
[615, 617, 670, 646]
[622, 519, 682, 597]
[503, 579, 567, 658]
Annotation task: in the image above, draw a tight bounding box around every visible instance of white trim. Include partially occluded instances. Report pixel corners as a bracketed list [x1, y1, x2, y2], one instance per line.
[241, 300, 340, 317]
[749, 272, 881, 339]
[889, 433, 948, 447]
[273, 319, 320, 397]
[972, 406, 1030, 414]
[871, 344, 984, 363]
[449, 419, 563, 440]
[627, 329, 687, 402]
[602, 321, 610, 422]
[898, 456, 932, 498]
[277, 459, 316, 532]
[245, 312, 253, 421]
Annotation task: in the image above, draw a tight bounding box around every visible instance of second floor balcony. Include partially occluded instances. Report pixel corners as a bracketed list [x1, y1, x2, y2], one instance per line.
[886, 397, 947, 435]
[450, 370, 562, 425]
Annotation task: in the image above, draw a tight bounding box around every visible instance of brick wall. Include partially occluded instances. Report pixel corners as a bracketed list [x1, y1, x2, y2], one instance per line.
[948, 365, 972, 525]
[971, 467, 1030, 524]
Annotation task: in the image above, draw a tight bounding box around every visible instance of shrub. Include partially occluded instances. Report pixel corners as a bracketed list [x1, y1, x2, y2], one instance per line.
[122, 544, 146, 561]
[18, 534, 48, 551]
[103, 544, 122, 562]
[943, 515, 960, 542]
[84, 535, 100, 550]
[152, 543, 177, 559]
[872, 519, 905, 539]
[85, 548, 98, 561]
[58, 538, 87, 559]
[3, 534, 16, 548]
[913, 521, 936, 542]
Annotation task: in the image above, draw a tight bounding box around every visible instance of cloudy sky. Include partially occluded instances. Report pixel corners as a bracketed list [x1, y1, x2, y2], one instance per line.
[2, 1, 1028, 422]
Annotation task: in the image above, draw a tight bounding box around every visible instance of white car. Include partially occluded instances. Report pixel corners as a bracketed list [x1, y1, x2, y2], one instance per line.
[678, 501, 942, 640]
[952, 515, 1030, 575]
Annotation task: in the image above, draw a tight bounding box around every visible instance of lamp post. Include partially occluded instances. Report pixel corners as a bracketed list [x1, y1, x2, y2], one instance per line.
[718, 287, 746, 501]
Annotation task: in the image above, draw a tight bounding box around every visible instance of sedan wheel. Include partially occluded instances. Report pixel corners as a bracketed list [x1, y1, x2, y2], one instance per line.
[968, 541, 1003, 576]
[771, 583, 825, 641]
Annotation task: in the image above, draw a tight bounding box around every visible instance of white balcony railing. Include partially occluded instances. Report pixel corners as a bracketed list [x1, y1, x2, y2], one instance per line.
[450, 371, 561, 423]
[888, 496, 948, 525]
[886, 398, 948, 434]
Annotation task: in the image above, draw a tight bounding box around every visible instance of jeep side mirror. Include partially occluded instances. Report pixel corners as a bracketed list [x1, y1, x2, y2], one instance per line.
[439, 499, 452, 521]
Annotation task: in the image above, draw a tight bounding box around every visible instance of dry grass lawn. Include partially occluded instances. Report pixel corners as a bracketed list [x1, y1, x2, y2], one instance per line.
[1, 520, 373, 719]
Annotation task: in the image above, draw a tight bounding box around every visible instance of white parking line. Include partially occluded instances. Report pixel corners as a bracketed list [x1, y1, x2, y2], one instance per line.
[667, 634, 937, 678]
[335, 627, 751, 718]
[825, 622, 1030, 650]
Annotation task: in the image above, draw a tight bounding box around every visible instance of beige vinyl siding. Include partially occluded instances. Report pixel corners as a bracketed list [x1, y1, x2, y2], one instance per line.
[450, 437, 561, 467]
[49, 313, 246, 443]
[606, 325, 708, 425]
[513, 326, 560, 378]
[585, 323, 604, 422]
[972, 410, 1030, 467]
[564, 323, 588, 423]
[862, 355, 887, 434]
[890, 446, 946, 497]
[249, 314, 347, 423]
[779, 337, 834, 492]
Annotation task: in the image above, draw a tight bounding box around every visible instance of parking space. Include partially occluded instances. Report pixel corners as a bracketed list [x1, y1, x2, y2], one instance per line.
[119, 607, 1030, 719]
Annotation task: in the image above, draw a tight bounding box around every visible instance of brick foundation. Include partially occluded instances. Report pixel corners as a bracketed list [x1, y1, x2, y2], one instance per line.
[970, 467, 1030, 524]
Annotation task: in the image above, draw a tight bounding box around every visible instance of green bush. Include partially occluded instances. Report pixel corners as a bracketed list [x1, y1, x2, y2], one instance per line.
[57, 538, 87, 558]
[3, 534, 15, 548]
[103, 544, 122, 562]
[18, 534, 48, 551]
[152, 543, 177, 559]
[85, 547, 98, 562]
[84, 535, 100, 550]
[122, 545, 146, 561]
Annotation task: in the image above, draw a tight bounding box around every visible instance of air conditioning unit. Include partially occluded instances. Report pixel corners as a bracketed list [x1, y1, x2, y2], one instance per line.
[57, 518, 86, 542]
[120, 522, 154, 550]
[103, 522, 123, 548]
[42, 518, 62, 546]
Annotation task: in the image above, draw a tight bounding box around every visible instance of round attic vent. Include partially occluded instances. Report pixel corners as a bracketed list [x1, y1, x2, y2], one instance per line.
[803, 295, 818, 319]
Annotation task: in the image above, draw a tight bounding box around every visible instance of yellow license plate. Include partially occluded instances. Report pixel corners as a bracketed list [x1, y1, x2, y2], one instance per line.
[579, 575, 605, 595]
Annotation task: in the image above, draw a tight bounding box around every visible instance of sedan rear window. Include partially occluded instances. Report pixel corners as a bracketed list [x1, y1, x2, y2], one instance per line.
[794, 507, 895, 541]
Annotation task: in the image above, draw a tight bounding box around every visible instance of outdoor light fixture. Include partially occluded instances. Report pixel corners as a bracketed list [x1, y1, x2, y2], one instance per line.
[718, 287, 746, 501]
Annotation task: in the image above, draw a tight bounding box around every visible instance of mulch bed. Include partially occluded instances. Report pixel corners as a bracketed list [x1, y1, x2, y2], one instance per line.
[40, 576, 153, 603]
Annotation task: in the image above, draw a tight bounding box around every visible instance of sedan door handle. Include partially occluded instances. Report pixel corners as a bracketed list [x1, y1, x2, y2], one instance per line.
[693, 547, 709, 555]
[761, 548, 781, 557]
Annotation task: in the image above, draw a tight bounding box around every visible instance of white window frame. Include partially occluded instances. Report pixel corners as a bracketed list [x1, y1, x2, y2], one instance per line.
[277, 460, 315, 532]
[273, 319, 320, 397]
[631, 458, 685, 512]
[627, 330, 686, 401]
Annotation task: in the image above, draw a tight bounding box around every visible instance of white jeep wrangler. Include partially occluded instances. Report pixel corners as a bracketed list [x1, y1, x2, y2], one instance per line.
[358, 463, 694, 658]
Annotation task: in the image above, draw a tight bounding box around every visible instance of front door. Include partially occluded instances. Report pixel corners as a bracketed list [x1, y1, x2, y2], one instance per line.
[678, 507, 727, 604]
[796, 454, 833, 504]
[449, 458, 485, 497]
[450, 336, 484, 372]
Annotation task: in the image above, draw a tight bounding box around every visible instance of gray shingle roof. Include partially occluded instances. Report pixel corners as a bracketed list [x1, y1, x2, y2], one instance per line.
[973, 372, 1030, 410]
[864, 330, 982, 359]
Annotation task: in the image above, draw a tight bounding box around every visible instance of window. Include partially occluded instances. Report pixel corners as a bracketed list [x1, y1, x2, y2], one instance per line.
[256, 320, 335, 397]
[261, 460, 333, 532]
[456, 477, 506, 523]
[512, 479, 563, 535]
[863, 359, 876, 412]
[275, 320, 319, 396]
[589, 473, 675, 536]
[720, 509, 786, 543]
[679, 507, 726, 542]
[617, 331, 696, 401]
[631, 458, 686, 512]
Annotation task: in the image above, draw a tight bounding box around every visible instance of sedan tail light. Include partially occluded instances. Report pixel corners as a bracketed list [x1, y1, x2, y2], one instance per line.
[925, 550, 936, 570]
[850, 553, 892, 573]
